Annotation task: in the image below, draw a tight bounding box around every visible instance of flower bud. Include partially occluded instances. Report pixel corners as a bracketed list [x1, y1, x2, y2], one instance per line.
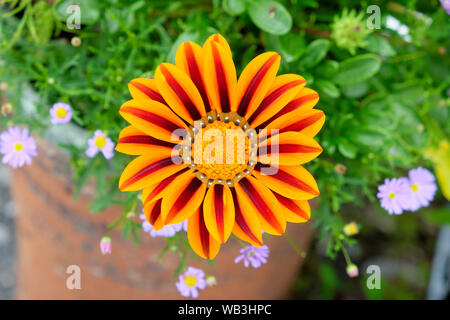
[71, 37, 82, 47]
[100, 236, 112, 255]
[206, 276, 217, 287]
[335, 164, 347, 174]
[343, 222, 359, 236]
[346, 264, 359, 278]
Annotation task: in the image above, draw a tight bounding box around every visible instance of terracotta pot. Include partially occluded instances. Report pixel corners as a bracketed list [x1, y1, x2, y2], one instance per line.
[11, 138, 313, 299]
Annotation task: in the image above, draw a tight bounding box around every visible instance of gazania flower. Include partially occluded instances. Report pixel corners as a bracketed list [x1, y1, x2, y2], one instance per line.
[116, 34, 325, 259]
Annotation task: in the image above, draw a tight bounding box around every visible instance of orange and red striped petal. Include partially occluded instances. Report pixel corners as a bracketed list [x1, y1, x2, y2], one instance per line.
[128, 78, 167, 105]
[155, 63, 206, 124]
[161, 172, 206, 225]
[187, 207, 221, 260]
[234, 52, 280, 118]
[175, 41, 212, 113]
[119, 99, 187, 143]
[256, 88, 319, 130]
[202, 184, 235, 243]
[247, 74, 305, 128]
[273, 193, 311, 223]
[143, 198, 165, 230]
[252, 164, 320, 200]
[260, 109, 325, 141]
[115, 125, 177, 156]
[118, 151, 185, 192]
[142, 167, 189, 206]
[203, 33, 232, 56]
[235, 176, 286, 235]
[202, 36, 237, 113]
[258, 132, 322, 166]
[231, 188, 263, 247]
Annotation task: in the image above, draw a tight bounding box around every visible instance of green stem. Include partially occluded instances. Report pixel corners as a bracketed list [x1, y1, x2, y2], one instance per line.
[285, 231, 306, 258]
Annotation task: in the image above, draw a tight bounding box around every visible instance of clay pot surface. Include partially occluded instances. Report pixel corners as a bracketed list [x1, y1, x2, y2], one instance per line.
[12, 138, 313, 299]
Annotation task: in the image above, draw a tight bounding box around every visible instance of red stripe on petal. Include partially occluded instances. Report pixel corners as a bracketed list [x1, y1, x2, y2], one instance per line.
[199, 211, 211, 256]
[237, 55, 278, 116]
[281, 112, 324, 133]
[120, 157, 175, 190]
[212, 44, 231, 113]
[118, 135, 175, 148]
[148, 199, 163, 225]
[258, 93, 319, 129]
[214, 184, 225, 239]
[160, 65, 201, 120]
[255, 164, 320, 196]
[166, 178, 203, 222]
[239, 178, 283, 234]
[232, 190, 262, 245]
[274, 193, 309, 220]
[184, 43, 211, 112]
[130, 81, 166, 105]
[248, 79, 305, 124]
[120, 106, 182, 137]
[143, 168, 189, 204]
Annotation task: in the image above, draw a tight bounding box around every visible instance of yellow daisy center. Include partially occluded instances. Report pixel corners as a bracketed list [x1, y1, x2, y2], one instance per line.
[389, 192, 396, 199]
[14, 142, 23, 151]
[95, 136, 106, 149]
[184, 112, 256, 186]
[411, 183, 419, 193]
[184, 275, 197, 287]
[56, 107, 67, 118]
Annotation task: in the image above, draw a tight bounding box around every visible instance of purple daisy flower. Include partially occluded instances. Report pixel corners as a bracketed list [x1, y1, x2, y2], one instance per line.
[377, 177, 411, 215]
[176, 266, 206, 298]
[441, 0, 450, 14]
[406, 167, 437, 211]
[49, 102, 72, 124]
[85, 130, 114, 159]
[139, 213, 187, 237]
[234, 245, 269, 268]
[0, 126, 37, 168]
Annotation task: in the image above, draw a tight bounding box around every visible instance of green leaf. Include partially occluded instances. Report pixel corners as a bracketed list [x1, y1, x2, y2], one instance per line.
[423, 207, 450, 225]
[248, 1, 292, 35]
[338, 140, 357, 159]
[316, 60, 339, 77]
[365, 35, 396, 57]
[349, 130, 385, 149]
[55, 0, 99, 25]
[223, 0, 246, 16]
[316, 79, 340, 98]
[279, 33, 306, 63]
[301, 39, 330, 68]
[340, 81, 369, 98]
[333, 54, 381, 85]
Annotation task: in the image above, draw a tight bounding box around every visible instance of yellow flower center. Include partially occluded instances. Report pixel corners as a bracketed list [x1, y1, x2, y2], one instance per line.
[185, 113, 256, 186]
[14, 142, 23, 151]
[411, 183, 419, 193]
[56, 107, 67, 118]
[95, 136, 106, 149]
[184, 275, 197, 287]
[389, 192, 396, 199]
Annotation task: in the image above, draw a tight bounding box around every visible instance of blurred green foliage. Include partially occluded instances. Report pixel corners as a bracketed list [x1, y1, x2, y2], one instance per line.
[0, 0, 449, 297]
